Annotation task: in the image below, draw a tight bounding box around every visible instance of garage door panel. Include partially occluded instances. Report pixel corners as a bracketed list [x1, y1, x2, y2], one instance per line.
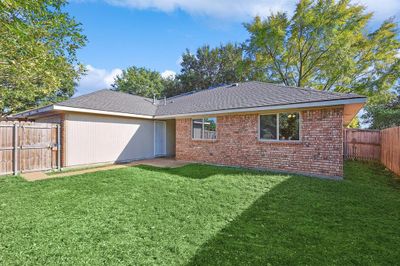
[65, 113, 154, 166]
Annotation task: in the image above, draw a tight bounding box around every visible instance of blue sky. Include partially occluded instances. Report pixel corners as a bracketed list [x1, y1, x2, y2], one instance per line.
[67, 0, 400, 96]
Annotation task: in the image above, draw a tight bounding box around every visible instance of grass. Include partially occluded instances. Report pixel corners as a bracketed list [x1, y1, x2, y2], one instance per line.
[0, 161, 399, 265]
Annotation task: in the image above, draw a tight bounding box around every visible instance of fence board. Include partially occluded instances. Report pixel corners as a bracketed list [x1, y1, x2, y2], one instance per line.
[0, 121, 60, 175]
[0, 124, 14, 174]
[381, 127, 400, 176]
[344, 129, 381, 160]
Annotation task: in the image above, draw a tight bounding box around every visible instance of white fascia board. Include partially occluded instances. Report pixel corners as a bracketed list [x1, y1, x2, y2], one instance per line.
[53, 105, 154, 119]
[154, 97, 367, 119]
[11, 105, 54, 118]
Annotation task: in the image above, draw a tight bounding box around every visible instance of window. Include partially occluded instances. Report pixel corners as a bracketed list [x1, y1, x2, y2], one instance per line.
[192, 118, 217, 140]
[259, 112, 300, 141]
[260, 115, 277, 140]
[279, 113, 300, 140]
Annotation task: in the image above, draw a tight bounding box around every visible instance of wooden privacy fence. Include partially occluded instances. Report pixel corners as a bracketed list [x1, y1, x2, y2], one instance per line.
[381, 127, 400, 176]
[0, 121, 61, 175]
[344, 129, 381, 160]
[344, 127, 400, 176]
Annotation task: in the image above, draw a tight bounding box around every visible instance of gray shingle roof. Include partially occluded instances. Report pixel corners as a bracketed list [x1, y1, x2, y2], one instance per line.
[155, 81, 365, 116]
[54, 82, 365, 117]
[57, 89, 157, 116]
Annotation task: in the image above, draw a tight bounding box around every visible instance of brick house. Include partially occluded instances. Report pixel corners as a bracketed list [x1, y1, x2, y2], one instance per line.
[12, 81, 366, 179]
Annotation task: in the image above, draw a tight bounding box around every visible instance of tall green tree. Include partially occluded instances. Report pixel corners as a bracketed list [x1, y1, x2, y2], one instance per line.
[162, 76, 181, 98]
[0, 0, 86, 116]
[112, 66, 166, 98]
[175, 43, 251, 94]
[244, 0, 400, 102]
[362, 92, 400, 129]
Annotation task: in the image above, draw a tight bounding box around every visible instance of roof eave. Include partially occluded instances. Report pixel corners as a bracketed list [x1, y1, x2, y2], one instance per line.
[53, 105, 155, 119]
[10, 105, 55, 118]
[9, 104, 156, 120]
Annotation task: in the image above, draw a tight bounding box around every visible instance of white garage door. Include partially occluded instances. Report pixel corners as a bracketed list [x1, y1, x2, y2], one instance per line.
[65, 113, 155, 166]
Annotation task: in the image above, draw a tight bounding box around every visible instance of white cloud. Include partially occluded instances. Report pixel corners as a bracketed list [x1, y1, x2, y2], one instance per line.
[105, 0, 293, 19]
[161, 70, 176, 79]
[76, 65, 122, 96]
[104, 0, 399, 21]
[356, 0, 400, 20]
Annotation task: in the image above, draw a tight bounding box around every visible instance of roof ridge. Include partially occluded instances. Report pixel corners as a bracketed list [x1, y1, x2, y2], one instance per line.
[163, 80, 364, 105]
[251, 81, 319, 93]
[253, 81, 356, 97]
[59, 89, 155, 106]
[107, 89, 154, 101]
[165, 83, 240, 101]
[168, 81, 315, 98]
[59, 89, 109, 104]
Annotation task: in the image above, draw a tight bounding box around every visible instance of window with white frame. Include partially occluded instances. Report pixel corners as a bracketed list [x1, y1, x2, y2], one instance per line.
[259, 112, 300, 141]
[192, 118, 217, 140]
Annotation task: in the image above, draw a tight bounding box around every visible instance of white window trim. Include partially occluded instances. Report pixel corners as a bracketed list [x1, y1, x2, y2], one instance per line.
[258, 112, 302, 142]
[191, 118, 217, 140]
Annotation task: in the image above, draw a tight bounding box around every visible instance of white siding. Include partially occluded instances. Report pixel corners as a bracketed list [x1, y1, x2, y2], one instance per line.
[65, 113, 155, 166]
[35, 115, 62, 124]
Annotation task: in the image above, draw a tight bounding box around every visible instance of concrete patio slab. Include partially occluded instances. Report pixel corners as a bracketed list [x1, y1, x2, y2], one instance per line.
[22, 158, 189, 181]
[21, 171, 49, 182]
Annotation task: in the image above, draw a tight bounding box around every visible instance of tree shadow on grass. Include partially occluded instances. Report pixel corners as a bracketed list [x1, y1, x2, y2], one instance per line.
[186, 172, 400, 265]
[134, 164, 273, 180]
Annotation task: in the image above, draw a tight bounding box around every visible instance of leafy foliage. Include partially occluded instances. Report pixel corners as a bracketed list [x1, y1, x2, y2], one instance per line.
[112, 43, 251, 98]
[244, 0, 400, 102]
[174, 43, 251, 94]
[0, 0, 86, 116]
[362, 94, 400, 129]
[162, 76, 181, 98]
[112, 66, 166, 98]
[347, 116, 360, 128]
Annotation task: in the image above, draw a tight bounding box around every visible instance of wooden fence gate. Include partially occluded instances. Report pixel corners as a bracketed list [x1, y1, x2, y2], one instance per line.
[343, 128, 381, 161]
[0, 122, 61, 175]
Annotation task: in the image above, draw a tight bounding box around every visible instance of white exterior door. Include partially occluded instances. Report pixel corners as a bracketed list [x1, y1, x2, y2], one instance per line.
[154, 121, 166, 157]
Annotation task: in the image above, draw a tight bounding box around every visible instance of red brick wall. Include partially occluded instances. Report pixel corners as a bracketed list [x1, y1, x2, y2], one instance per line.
[176, 107, 344, 178]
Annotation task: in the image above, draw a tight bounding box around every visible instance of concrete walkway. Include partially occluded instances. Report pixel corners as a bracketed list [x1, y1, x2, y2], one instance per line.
[22, 158, 189, 182]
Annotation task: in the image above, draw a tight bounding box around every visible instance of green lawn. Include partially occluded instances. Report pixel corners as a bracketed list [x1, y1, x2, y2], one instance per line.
[0, 161, 399, 265]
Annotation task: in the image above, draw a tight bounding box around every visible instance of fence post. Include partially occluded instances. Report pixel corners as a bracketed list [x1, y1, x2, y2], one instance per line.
[343, 128, 346, 159]
[57, 124, 61, 171]
[13, 123, 18, 175]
